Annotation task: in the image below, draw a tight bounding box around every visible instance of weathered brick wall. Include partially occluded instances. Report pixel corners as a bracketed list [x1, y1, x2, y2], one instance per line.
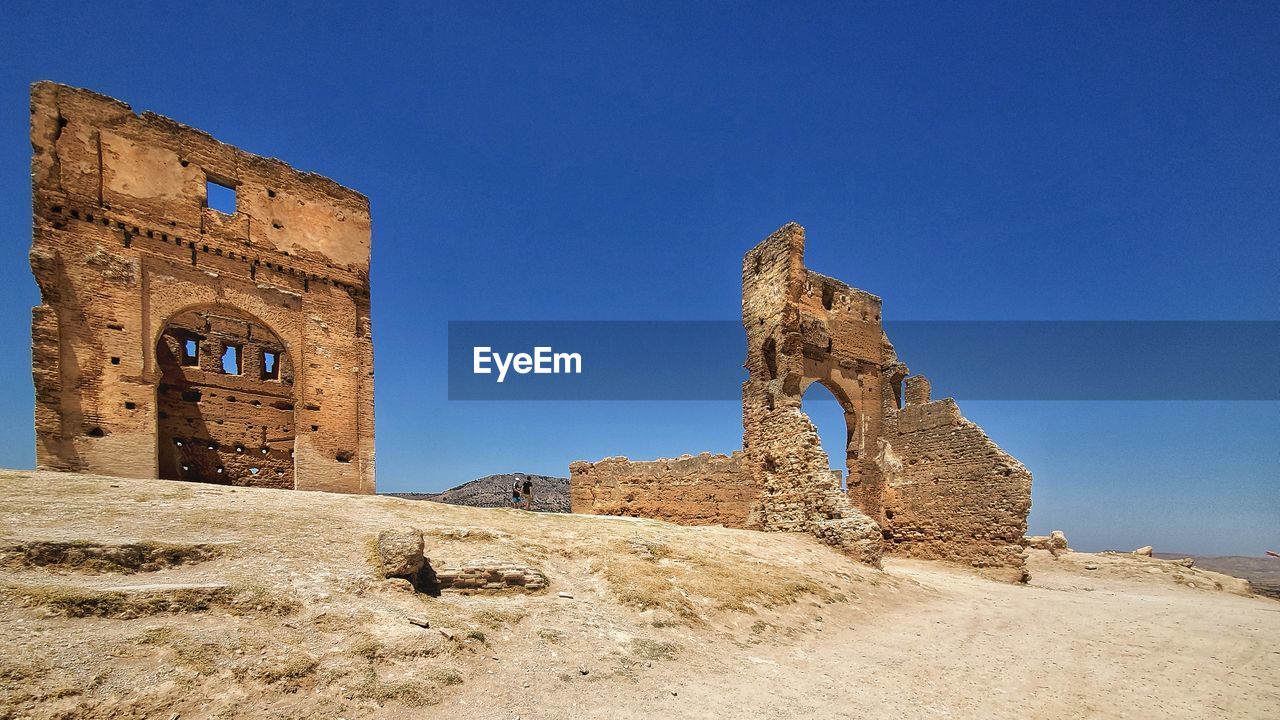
[568, 453, 756, 526]
[739, 224, 884, 566]
[568, 222, 1032, 579]
[29, 82, 374, 493]
[875, 381, 1032, 581]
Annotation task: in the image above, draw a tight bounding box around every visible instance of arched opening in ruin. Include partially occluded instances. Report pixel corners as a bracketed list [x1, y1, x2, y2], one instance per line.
[800, 380, 857, 492]
[155, 305, 295, 488]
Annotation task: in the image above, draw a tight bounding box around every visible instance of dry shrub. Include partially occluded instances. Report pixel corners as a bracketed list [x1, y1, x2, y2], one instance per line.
[593, 537, 828, 623]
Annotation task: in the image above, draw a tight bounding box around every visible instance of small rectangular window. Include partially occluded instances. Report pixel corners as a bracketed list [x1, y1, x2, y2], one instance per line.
[262, 350, 280, 380]
[206, 177, 237, 214]
[221, 345, 242, 375]
[182, 339, 199, 366]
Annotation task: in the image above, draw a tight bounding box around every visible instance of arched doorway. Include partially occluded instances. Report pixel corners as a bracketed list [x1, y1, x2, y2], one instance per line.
[155, 305, 295, 488]
[800, 380, 857, 492]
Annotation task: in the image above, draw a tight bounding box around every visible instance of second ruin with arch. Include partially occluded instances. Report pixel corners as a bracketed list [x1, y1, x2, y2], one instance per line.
[29, 82, 374, 494]
[571, 223, 1033, 580]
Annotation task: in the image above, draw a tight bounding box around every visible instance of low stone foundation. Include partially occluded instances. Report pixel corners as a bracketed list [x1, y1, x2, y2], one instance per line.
[431, 561, 547, 593]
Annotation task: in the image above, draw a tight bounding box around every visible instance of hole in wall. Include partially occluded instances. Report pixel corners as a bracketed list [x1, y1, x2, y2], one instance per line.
[262, 351, 280, 380]
[181, 390, 201, 403]
[821, 284, 834, 311]
[762, 337, 778, 380]
[335, 451, 353, 463]
[182, 339, 199, 366]
[86, 427, 104, 438]
[220, 345, 242, 375]
[124, 401, 136, 410]
[801, 382, 854, 493]
[206, 176, 237, 214]
[110, 357, 120, 365]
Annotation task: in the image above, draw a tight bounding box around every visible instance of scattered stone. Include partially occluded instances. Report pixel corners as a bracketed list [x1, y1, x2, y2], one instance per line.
[377, 528, 425, 578]
[1133, 545, 1153, 557]
[577, 665, 590, 676]
[384, 577, 414, 593]
[1173, 557, 1195, 568]
[1084, 563, 1099, 570]
[558, 591, 574, 599]
[407, 616, 430, 628]
[438, 629, 456, 641]
[1027, 530, 1070, 556]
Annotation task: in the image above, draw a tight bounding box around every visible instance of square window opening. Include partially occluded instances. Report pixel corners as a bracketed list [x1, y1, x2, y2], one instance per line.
[181, 339, 199, 366]
[262, 350, 280, 380]
[206, 177, 237, 215]
[221, 345, 242, 375]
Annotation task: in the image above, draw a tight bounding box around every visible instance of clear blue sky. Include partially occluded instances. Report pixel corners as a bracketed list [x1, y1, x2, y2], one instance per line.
[1, 2, 1276, 555]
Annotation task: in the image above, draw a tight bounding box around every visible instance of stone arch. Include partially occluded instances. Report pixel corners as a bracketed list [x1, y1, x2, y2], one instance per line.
[799, 378, 859, 490]
[155, 303, 296, 487]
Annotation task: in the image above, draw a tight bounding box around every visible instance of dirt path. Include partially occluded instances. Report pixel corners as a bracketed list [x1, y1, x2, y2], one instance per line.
[459, 555, 1280, 719]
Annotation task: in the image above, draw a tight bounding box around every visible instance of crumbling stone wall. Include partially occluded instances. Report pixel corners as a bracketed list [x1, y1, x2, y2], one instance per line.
[29, 82, 374, 493]
[877, 380, 1032, 581]
[738, 224, 885, 566]
[569, 453, 755, 526]
[571, 222, 1031, 578]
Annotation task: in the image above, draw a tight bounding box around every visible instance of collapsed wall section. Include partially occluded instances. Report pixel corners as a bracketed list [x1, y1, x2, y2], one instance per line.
[876, 381, 1032, 582]
[739, 224, 885, 566]
[29, 81, 374, 493]
[568, 222, 1032, 579]
[568, 453, 755, 526]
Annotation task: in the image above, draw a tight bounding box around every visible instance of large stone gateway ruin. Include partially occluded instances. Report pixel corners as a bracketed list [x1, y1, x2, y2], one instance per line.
[572, 223, 1032, 580]
[29, 82, 374, 493]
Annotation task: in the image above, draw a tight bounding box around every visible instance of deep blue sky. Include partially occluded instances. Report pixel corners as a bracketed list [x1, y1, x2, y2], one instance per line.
[1, 2, 1276, 555]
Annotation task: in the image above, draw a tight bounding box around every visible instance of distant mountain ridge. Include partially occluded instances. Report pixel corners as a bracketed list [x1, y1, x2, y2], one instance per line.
[385, 473, 570, 513]
[1155, 553, 1280, 600]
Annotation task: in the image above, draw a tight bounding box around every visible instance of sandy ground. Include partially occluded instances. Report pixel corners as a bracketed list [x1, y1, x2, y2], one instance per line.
[1, 469, 1277, 719]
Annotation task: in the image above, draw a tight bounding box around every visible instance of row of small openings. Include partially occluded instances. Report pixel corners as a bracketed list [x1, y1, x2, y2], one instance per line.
[178, 464, 287, 479]
[172, 437, 290, 458]
[181, 339, 281, 380]
[48, 204, 371, 299]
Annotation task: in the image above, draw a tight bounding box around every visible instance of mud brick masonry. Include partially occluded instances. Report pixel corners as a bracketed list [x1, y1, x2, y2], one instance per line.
[572, 223, 1033, 580]
[29, 82, 374, 493]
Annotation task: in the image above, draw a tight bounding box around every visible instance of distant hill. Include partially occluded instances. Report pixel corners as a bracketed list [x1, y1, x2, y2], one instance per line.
[1155, 553, 1280, 600]
[385, 473, 570, 513]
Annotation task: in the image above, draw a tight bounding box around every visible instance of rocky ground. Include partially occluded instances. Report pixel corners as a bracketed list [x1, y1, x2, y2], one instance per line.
[1154, 553, 1280, 600]
[385, 473, 569, 513]
[1, 469, 1277, 719]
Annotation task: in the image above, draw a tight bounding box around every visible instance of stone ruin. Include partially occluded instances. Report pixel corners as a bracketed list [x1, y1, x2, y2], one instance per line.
[571, 223, 1033, 581]
[28, 82, 374, 493]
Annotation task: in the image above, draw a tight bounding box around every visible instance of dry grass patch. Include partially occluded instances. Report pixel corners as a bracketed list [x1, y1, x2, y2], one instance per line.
[0, 540, 223, 574]
[4, 582, 296, 618]
[471, 606, 527, 628]
[592, 537, 834, 623]
[629, 638, 679, 661]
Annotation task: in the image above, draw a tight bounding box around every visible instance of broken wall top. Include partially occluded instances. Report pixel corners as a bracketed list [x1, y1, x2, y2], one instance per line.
[30, 81, 371, 275]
